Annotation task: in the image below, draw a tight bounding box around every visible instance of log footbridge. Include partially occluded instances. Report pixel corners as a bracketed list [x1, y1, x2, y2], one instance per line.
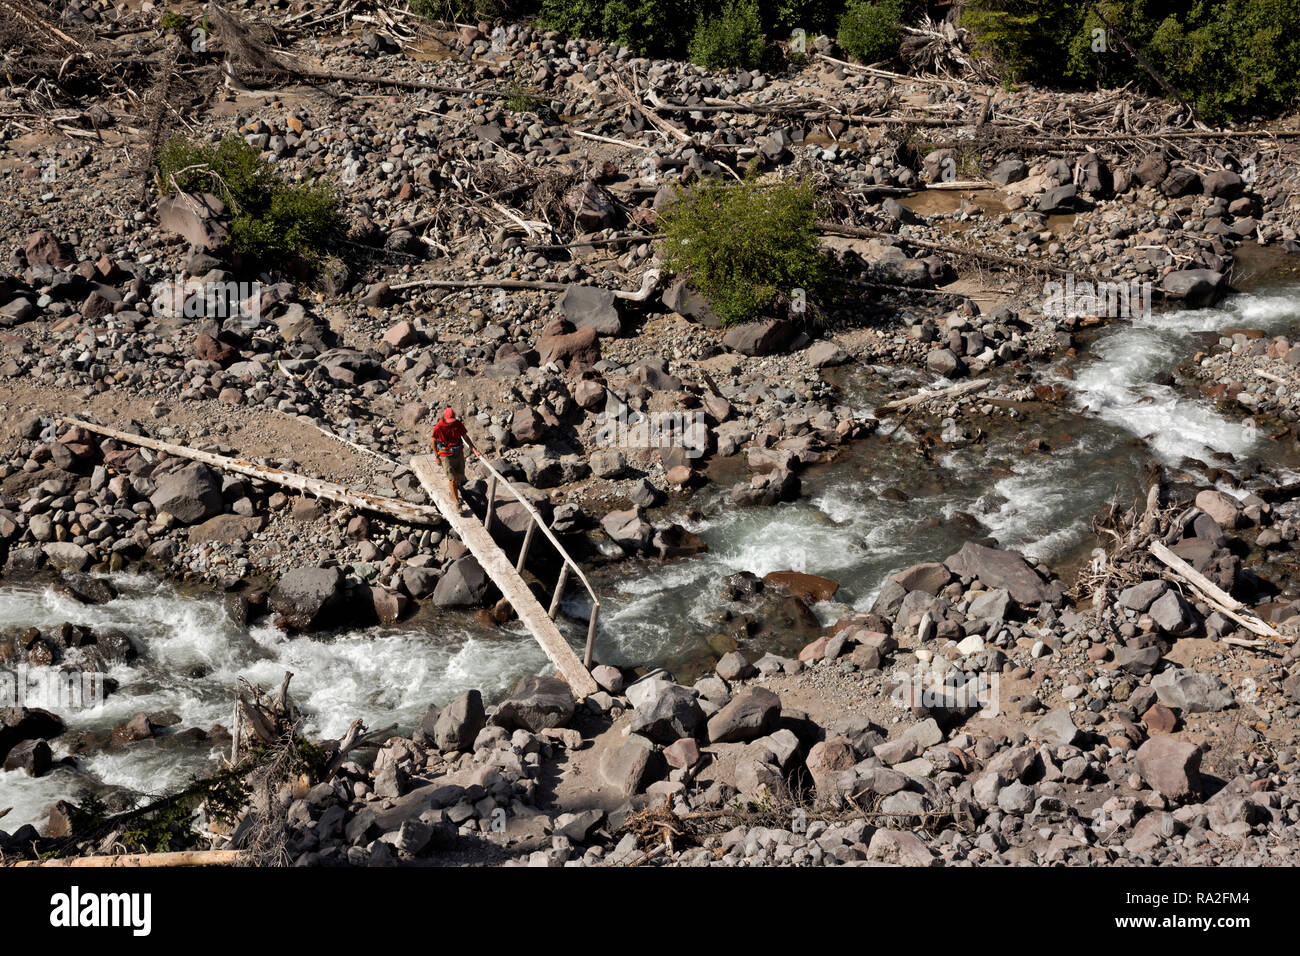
[60, 418, 601, 697]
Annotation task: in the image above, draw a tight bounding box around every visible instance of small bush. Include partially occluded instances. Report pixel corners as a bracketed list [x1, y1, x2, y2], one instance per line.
[159, 9, 190, 31]
[503, 65, 544, 112]
[837, 0, 902, 64]
[690, 0, 767, 70]
[157, 135, 344, 270]
[659, 175, 828, 326]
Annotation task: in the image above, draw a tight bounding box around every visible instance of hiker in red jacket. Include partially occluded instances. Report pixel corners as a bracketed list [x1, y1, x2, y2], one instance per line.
[431, 407, 478, 512]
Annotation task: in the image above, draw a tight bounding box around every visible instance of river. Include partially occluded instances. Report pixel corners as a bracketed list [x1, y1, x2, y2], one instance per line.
[3, 282, 1299, 831]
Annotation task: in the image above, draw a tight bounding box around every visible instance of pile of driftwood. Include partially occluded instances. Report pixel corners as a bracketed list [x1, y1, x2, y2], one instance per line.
[1079, 480, 1293, 650]
[11, 671, 397, 868]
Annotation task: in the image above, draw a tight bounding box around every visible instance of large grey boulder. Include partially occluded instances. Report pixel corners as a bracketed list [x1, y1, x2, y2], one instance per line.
[722, 318, 796, 356]
[805, 340, 849, 368]
[601, 508, 653, 553]
[990, 158, 1028, 185]
[630, 684, 704, 744]
[494, 675, 575, 732]
[1031, 708, 1081, 746]
[943, 542, 1062, 605]
[1038, 183, 1078, 213]
[0, 707, 64, 765]
[1119, 579, 1168, 612]
[600, 734, 662, 797]
[968, 588, 1012, 623]
[431, 555, 490, 607]
[1160, 269, 1225, 308]
[1148, 589, 1199, 636]
[150, 462, 223, 524]
[270, 567, 345, 632]
[157, 191, 229, 251]
[1152, 669, 1235, 713]
[432, 690, 486, 752]
[560, 285, 621, 336]
[890, 562, 951, 595]
[706, 687, 781, 743]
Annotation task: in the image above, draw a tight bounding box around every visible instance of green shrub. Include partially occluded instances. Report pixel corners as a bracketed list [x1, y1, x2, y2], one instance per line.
[159, 9, 190, 31]
[836, 0, 902, 64]
[503, 65, 544, 111]
[660, 175, 828, 326]
[690, 0, 767, 70]
[157, 135, 344, 269]
[539, 0, 851, 55]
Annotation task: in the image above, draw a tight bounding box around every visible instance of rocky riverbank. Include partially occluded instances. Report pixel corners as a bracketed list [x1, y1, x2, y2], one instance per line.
[3, 1, 1300, 865]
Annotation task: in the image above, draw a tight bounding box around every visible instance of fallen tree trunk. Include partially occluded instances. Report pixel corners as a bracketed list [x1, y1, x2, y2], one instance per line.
[60, 418, 445, 528]
[1149, 540, 1292, 644]
[816, 220, 1092, 281]
[877, 378, 992, 413]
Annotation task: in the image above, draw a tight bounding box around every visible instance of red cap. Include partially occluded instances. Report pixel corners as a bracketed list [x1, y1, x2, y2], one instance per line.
[443, 408, 456, 421]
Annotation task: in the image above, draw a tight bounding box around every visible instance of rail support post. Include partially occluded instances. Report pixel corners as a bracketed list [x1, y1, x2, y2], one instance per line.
[548, 563, 571, 619]
[583, 603, 600, 669]
[515, 517, 536, 573]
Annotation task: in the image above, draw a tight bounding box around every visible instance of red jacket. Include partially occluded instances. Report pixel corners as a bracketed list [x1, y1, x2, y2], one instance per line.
[431, 418, 468, 457]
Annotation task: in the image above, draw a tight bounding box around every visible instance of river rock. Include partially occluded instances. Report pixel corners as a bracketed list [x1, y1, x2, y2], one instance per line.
[560, 285, 621, 336]
[968, 587, 1011, 622]
[157, 192, 230, 250]
[432, 555, 490, 607]
[706, 687, 781, 743]
[1119, 579, 1168, 612]
[762, 570, 839, 603]
[805, 340, 849, 367]
[0, 708, 64, 766]
[722, 319, 795, 356]
[943, 542, 1062, 605]
[270, 566, 345, 632]
[600, 734, 661, 796]
[1031, 708, 1081, 746]
[630, 684, 704, 744]
[433, 690, 486, 752]
[494, 675, 575, 732]
[1152, 669, 1235, 713]
[1115, 644, 1162, 675]
[716, 651, 754, 681]
[1, 738, 52, 776]
[1148, 590, 1199, 636]
[1160, 269, 1225, 308]
[150, 462, 223, 524]
[601, 509, 653, 553]
[1195, 490, 1241, 529]
[890, 562, 951, 595]
[1136, 736, 1203, 801]
[867, 828, 936, 866]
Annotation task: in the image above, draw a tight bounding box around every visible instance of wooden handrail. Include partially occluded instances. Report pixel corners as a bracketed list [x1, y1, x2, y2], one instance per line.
[471, 453, 601, 613]
[470, 453, 603, 668]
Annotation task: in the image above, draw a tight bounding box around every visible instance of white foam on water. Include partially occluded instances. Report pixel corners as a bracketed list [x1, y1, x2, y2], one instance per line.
[0, 578, 553, 830]
[1065, 289, 1300, 465]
